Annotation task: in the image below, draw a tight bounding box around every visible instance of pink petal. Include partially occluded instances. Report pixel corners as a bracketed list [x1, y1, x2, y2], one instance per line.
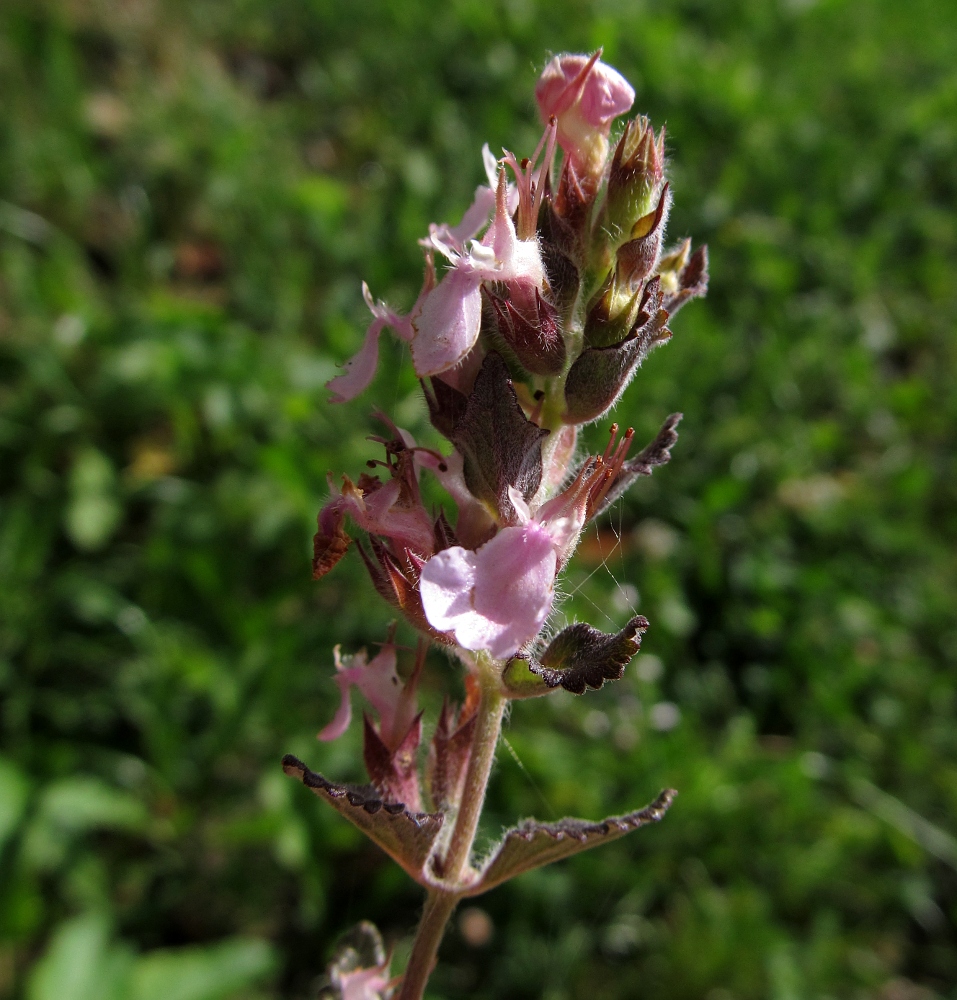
[467, 171, 545, 287]
[338, 479, 434, 556]
[352, 646, 404, 735]
[410, 267, 483, 377]
[449, 184, 496, 243]
[419, 546, 477, 631]
[327, 285, 416, 404]
[326, 315, 389, 403]
[338, 966, 390, 1000]
[317, 646, 405, 744]
[472, 525, 558, 659]
[317, 671, 354, 741]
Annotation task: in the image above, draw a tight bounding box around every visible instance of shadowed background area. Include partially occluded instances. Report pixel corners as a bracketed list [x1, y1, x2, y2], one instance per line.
[1, 0, 956, 997]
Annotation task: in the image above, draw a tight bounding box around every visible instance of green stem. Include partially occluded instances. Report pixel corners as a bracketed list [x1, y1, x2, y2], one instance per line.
[398, 661, 506, 999]
[442, 672, 506, 883]
[396, 890, 458, 1000]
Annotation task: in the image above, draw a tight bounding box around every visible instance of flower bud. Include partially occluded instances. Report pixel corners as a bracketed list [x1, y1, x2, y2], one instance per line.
[658, 241, 709, 316]
[564, 279, 671, 424]
[536, 51, 635, 178]
[583, 269, 643, 349]
[616, 183, 671, 290]
[605, 117, 665, 246]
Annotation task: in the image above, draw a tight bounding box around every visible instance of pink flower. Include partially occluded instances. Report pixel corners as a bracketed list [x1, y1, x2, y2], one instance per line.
[315, 425, 436, 570]
[412, 169, 545, 378]
[418, 489, 582, 660]
[328, 146, 510, 404]
[535, 51, 634, 172]
[328, 148, 544, 397]
[318, 643, 417, 749]
[336, 964, 391, 1000]
[326, 281, 422, 404]
[409, 266, 484, 378]
[319, 473, 435, 561]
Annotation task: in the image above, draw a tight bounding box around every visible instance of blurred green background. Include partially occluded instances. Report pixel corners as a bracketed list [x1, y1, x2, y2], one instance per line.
[2, 0, 956, 997]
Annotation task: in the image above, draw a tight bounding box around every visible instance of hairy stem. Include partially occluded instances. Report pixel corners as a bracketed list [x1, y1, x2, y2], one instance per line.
[442, 670, 507, 883]
[397, 890, 458, 1000]
[398, 661, 506, 1000]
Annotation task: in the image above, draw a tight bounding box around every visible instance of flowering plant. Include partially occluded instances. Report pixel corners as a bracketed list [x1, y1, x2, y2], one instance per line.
[286, 51, 707, 1000]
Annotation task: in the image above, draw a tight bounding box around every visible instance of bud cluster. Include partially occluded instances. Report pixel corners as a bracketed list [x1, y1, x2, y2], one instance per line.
[295, 52, 707, 1000]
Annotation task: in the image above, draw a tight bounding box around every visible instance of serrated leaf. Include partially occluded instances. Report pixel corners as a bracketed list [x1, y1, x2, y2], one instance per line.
[463, 790, 676, 897]
[282, 755, 443, 886]
[529, 615, 649, 694]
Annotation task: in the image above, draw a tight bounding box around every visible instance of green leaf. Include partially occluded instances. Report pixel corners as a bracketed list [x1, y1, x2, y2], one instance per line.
[27, 913, 132, 1000]
[40, 777, 148, 833]
[130, 938, 275, 1000]
[0, 756, 30, 849]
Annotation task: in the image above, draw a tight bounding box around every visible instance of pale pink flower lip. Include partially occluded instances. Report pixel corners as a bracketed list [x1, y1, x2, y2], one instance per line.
[326, 281, 420, 404]
[409, 266, 483, 378]
[318, 643, 416, 748]
[419, 489, 583, 660]
[419, 523, 558, 661]
[337, 964, 391, 1000]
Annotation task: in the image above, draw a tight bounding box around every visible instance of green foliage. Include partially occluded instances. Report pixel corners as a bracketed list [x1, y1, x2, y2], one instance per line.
[1, 0, 956, 997]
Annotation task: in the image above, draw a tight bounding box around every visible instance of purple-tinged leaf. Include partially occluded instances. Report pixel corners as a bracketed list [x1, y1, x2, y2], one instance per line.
[486, 286, 566, 377]
[428, 696, 478, 811]
[462, 790, 675, 896]
[539, 234, 581, 317]
[422, 377, 469, 440]
[282, 755, 443, 886]
[450, 352, 548, 522]
[528, 615, 649, 694]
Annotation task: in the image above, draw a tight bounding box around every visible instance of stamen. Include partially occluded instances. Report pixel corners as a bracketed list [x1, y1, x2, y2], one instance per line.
[601, 423, 620, 463]
[609, 427, 635, 474]
[587, 426, 634, 516]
